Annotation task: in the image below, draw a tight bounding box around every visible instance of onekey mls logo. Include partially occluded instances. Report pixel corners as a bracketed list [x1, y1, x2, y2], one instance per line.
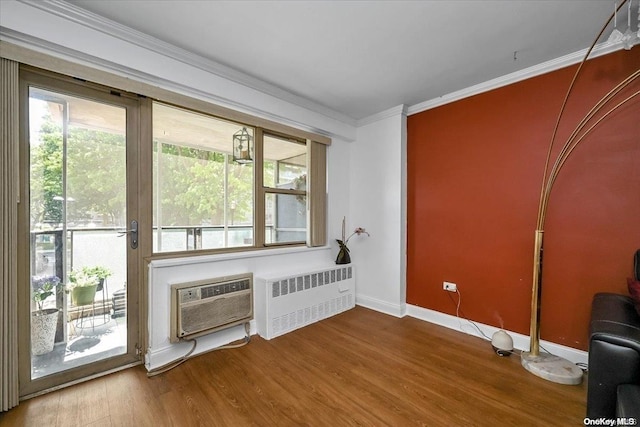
[583, 418, 638, 426]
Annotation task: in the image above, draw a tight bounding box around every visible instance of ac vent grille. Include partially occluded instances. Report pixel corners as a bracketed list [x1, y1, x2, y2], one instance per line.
[180, 292, 251, 336]
[200, 279, 251, 299]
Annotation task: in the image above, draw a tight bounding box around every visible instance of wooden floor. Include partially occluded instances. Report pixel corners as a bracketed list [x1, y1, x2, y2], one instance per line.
[1, 307, 587, 426]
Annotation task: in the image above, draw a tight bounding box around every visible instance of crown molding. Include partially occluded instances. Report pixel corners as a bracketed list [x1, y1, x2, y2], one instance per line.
[357, 104, 408, 127]
[18, 0, 357, 128]
[10, 0, 635, 130]
[407, 40, 632, 116]
[2, 29, 353, 142]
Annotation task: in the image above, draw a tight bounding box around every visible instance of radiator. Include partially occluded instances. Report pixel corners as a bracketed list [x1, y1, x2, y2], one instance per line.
[255, 265, 355, 340]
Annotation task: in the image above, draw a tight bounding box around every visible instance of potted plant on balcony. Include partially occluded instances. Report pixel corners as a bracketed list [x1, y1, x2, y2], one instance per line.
[67, 270, 98, 306]
[31, 275, 62, 355]
[82, 265, 111, 292]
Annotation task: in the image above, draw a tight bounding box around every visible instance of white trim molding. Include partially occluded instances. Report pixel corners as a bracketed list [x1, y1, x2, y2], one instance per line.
[405, 304, 588, 366]
[0, 1, 357, 141]
[20, 0, 357, 129]
[356, 295, 405, 318]
[148, 246, 331, 270]
[357, 104, 408, 127]
[145, 321, 256, 371]
[407, 40, 631, 116]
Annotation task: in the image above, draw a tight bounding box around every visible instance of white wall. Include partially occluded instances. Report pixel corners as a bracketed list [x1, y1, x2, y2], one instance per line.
[350, 107, 407, 316]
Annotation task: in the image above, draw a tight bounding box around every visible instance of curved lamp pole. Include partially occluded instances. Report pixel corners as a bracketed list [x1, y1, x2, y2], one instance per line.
[521, 0, 639, 384]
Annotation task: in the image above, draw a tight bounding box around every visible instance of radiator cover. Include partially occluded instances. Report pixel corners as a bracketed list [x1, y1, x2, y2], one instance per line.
[255, 265, 355, 340]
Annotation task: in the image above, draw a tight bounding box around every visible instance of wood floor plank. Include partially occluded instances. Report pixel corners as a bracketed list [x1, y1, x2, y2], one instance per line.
[105, 367, 166, 426]
[0, 386, 61, 427]
[1, 307, 587, 426]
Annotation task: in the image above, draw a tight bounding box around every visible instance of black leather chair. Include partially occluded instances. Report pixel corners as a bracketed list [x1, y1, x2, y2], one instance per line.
[617, 384, 640, 418]
[587, 293, 640, 419]
[587, 250, 640, 419]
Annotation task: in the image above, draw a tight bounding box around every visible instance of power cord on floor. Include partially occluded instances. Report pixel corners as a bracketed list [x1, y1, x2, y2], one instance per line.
[146, 322, 251, 377]
[147, 337, 198, 377]
[448, 288, 492, 342]
[448, 288, 587, 367]
[450, 289, 524, 358]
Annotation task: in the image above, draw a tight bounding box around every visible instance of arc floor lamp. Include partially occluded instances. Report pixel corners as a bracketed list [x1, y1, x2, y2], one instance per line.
[521, 0, 640, 384]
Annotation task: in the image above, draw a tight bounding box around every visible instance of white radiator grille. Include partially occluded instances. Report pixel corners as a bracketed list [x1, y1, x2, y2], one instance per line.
[255, 266, 355, 340]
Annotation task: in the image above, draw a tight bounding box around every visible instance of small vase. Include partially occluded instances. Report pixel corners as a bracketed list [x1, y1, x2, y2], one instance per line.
[335, 240, 351, 264]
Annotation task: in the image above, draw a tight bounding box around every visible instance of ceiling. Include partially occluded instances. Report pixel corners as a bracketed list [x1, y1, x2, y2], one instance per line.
[65, 1, 626, 122]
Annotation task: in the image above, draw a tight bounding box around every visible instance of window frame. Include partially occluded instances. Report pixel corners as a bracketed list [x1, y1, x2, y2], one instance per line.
[259, 130, 308, 248]
[3, 42, 330, 260]
[149, 100, 326, 258]
[17, 66, 146, 396]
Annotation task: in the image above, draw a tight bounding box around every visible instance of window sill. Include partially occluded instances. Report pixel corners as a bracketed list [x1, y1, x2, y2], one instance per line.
[148, 245, 331, 269]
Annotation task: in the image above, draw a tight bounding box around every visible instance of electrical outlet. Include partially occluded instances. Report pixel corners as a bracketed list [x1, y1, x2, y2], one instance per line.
[443, 281, 457, 292]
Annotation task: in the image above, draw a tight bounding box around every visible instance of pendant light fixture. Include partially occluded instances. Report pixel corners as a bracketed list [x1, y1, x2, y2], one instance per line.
[232, 127, 253, 164]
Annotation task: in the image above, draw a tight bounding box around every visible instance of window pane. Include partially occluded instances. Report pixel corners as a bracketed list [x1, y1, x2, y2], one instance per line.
[153, 103, 254, 252]
[28, 87, 128, 378]
[265, 193, 307, 244]
[263, 134, 306, 190]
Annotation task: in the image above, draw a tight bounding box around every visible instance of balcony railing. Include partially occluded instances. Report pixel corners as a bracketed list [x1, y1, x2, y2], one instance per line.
[31, 225, 258, 277]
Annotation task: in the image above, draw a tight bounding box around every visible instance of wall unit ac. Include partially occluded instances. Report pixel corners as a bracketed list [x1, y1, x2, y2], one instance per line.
[170, 273, 253, 343]
[255, 265, 355, 340]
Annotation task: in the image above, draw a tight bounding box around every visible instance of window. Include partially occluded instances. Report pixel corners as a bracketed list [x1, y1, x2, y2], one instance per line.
[152, 102, 326, 254]
[263, 134, 307, 245]
[153, 103, 254, 252]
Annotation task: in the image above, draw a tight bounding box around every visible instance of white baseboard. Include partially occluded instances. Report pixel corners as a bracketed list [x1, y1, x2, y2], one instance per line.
[356, 294, 405, 318]
[146, 301, 588, 371]
[405, 304, 588, 365]
[145, 320, 256, 371]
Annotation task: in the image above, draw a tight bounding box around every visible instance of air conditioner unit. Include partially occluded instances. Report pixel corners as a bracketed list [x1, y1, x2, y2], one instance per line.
[170, 273, 253, 343]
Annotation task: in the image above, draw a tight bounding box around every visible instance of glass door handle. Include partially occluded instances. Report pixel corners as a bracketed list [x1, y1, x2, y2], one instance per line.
[117, 220, 138, 249]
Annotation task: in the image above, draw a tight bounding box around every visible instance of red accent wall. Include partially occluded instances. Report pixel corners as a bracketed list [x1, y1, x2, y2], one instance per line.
[407, 49, 640, 351]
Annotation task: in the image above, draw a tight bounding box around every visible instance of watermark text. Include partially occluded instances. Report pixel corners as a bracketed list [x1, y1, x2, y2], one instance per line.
[584, 418, 637, 426]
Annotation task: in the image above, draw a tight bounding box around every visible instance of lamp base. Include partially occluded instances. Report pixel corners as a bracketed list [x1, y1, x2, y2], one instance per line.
[521, 352, 583, 385]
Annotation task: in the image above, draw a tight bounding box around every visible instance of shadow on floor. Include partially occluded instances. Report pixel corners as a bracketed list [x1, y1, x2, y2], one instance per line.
[32, 315, 127, 379]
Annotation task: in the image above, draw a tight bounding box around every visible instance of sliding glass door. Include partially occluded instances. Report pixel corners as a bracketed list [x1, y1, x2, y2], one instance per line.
[18, 70, 142, 396]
